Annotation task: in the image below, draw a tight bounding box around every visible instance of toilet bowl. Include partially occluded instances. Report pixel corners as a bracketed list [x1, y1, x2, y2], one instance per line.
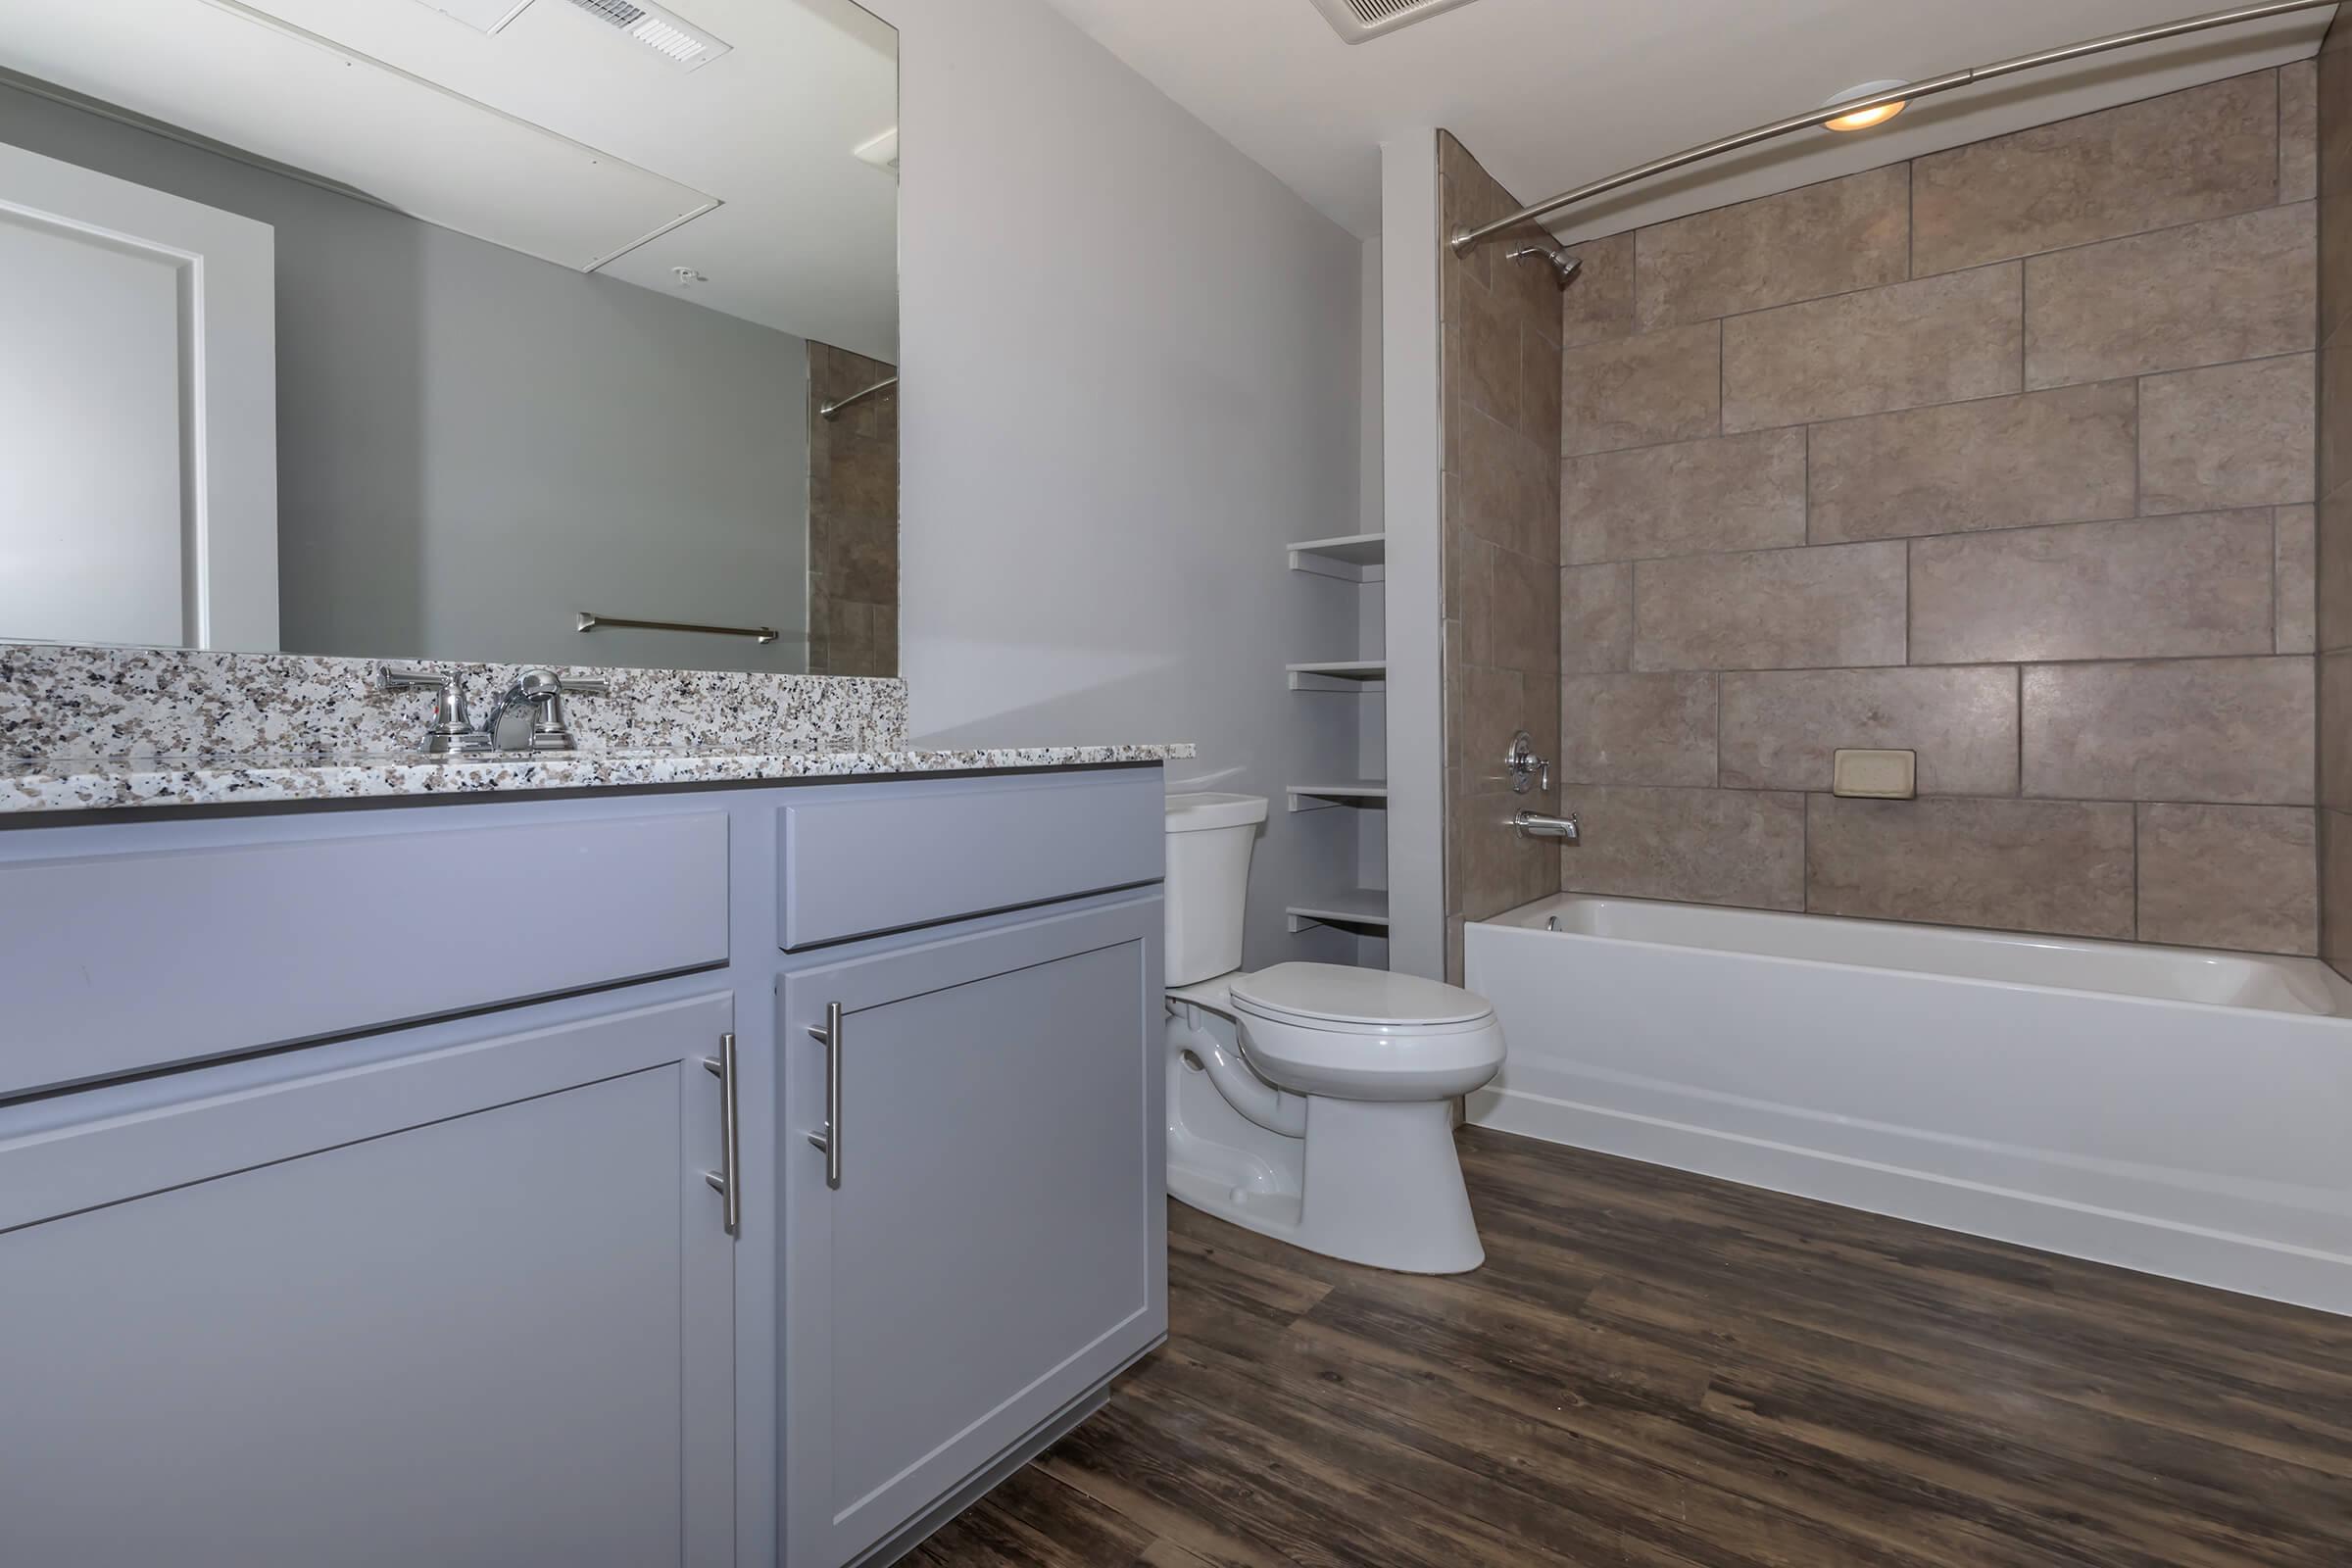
[1162, 793, 1504, 1274]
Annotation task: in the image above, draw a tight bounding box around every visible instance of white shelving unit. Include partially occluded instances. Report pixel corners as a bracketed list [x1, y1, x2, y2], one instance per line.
[1285, 659, 1386, 692]
[1286, 780, 1390, 812]
[1284, 532, 1390, 956]
[1285, 886, 1392, 935]
[1286, 532, 1388, 582]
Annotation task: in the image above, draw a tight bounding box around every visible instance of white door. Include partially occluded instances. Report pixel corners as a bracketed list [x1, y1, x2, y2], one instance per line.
[0, 139, 277, 650]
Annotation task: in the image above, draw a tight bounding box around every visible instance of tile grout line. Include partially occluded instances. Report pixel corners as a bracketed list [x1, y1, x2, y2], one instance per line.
[1800, 781, 1812, 913]
[2015, 663, 2026, 799]
[2132, 375, 2144, 519]
[1557, 780, 2309, 810]
[2132, 803, 2143, 941]
[1903, 537, 1914, 669]
[1570, 502, 2285, 571]
[1634, 194, 2304, 347]
[1715, 318, 1726, 438]
[2277, 506, 2286, 655]
[1571, 514, 2285, 582]
[2017, 252, 2027, 391]
[1573, 350, 2314, 464]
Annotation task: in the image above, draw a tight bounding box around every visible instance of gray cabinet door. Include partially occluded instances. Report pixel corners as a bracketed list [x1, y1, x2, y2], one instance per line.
[778, 897, 1167, 1568]
[0, 991, 739, 1568]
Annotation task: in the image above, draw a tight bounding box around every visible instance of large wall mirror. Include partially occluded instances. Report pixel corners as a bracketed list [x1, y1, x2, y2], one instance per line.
[0, 0, 898, 677]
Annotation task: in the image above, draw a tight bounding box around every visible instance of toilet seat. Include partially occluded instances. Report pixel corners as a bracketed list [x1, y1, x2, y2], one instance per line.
[1229, 961, 1494, 1029]
[1229, 963, 1503, 1102]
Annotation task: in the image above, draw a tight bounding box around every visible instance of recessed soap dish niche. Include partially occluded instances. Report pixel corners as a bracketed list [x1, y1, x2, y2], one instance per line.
[1284, 530, 1389, 968]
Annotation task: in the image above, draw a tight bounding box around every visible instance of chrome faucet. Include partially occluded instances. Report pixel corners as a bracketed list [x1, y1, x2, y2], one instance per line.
[1514, 808, 1580, 843]
[1503, 730, 1550, 795]
[481, 667, 610, 752]
[1501, 728, 1576, 839]
[378, 665, 494, 755]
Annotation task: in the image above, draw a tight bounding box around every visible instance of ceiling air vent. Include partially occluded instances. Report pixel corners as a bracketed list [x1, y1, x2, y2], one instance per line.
[562, 0, 732, 69]
[1306, 0, 1485, 44]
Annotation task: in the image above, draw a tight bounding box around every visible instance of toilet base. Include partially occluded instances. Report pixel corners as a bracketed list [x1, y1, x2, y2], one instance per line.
[1166, 1011, 1485, 1275]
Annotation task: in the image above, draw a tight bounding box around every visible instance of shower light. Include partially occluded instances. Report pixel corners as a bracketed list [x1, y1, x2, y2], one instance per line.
[1823, 79, 1910, 131]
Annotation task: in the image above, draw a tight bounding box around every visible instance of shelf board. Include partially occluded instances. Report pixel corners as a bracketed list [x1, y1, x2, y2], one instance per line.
[1288, 531, 1387, 583]
[1286, 780, 1390, 812]
[1286, 659, 1386, 692]
[1286, 886, 1391, 933]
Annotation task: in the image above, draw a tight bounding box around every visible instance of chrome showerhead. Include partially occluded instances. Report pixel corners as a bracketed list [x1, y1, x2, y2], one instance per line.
[1506, 244, 1583, 290]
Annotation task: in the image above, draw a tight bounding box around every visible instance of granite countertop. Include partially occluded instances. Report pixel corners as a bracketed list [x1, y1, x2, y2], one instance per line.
[1, 642, 1193, 815]
[1, 744, 1196, 814]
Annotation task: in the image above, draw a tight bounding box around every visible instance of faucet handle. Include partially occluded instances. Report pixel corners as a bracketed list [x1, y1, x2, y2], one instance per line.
[378, 665, 492, 755]
[1503, 730, 1551, 795]
[504, 667, 604, 752]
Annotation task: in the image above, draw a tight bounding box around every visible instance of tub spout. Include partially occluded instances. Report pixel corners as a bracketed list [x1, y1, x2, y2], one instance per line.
[1515, 809, 1579, 842]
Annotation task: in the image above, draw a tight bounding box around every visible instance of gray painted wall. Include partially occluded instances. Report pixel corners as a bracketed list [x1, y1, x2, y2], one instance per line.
[1382, 134, 1446, 979]
[0, 78, 809, 674]
[872, 0, 1372, 972]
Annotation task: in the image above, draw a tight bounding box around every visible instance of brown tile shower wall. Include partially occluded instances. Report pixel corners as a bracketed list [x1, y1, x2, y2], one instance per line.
[1544, 67, 2322, 956]
[2323, 18, 2352, 978]
[1440, 134, 1566, 981]
[807, 342, 900, 678]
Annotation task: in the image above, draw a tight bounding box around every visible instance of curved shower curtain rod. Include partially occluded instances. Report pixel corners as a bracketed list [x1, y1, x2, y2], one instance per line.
[1450, 0, 2340, 256]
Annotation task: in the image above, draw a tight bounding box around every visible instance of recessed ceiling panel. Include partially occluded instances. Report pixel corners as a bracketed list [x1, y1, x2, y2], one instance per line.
[216, 0, 897, 355]
[3, 0, 714, 272]
[407, 0, 536, 34]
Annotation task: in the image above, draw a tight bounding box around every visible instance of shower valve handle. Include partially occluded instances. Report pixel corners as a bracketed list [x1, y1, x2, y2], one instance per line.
[1504, 731, 1550, 795]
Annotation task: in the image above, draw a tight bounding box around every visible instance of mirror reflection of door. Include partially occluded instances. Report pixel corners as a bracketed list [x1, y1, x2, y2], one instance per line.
[0, 141, 277, 651]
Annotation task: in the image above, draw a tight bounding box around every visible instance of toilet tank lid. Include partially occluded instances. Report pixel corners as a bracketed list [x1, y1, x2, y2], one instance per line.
[1165, 792, 1269, 832]
[1231, 962, 1494, 1027]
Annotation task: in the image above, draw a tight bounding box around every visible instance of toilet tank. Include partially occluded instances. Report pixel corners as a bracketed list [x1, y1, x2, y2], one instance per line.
[1162, 793, 1269, 985]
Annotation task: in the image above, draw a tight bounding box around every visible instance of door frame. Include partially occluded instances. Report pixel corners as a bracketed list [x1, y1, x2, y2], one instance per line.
[0, 138, 277, 650]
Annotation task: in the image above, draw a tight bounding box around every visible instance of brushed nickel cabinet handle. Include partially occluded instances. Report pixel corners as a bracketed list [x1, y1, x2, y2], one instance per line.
[808, 1002, 843, 1190]
[702, 1032, 741, 1236]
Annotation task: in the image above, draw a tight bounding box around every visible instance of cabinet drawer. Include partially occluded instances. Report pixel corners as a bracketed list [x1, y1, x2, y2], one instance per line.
[0, 807, 728, 1099]
[776, 768, 1161, 950]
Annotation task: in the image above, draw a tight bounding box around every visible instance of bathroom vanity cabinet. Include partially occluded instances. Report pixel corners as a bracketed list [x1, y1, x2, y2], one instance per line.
[779, 902, 1165, 1567]
[0, 765, 1168, 1568]
[0, 992, 742, 1568]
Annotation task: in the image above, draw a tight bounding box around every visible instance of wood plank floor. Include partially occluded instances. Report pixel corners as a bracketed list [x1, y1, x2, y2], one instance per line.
[912, 1128, 2352, 1568]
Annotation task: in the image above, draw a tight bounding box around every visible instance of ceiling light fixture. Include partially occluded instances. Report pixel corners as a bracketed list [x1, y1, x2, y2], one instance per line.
[1822, 79, 1911, 132]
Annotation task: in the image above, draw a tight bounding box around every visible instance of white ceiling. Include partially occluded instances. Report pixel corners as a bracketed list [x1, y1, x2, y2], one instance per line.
[0, 0, 900, 358]
[1040, 0, 2334, 245]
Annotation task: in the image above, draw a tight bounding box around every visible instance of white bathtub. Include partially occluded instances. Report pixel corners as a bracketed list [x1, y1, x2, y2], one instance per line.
[1465, 894, 2352, 1315]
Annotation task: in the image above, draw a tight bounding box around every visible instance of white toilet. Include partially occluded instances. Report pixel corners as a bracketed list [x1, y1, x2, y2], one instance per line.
[1162, 792, 1504, 1273]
